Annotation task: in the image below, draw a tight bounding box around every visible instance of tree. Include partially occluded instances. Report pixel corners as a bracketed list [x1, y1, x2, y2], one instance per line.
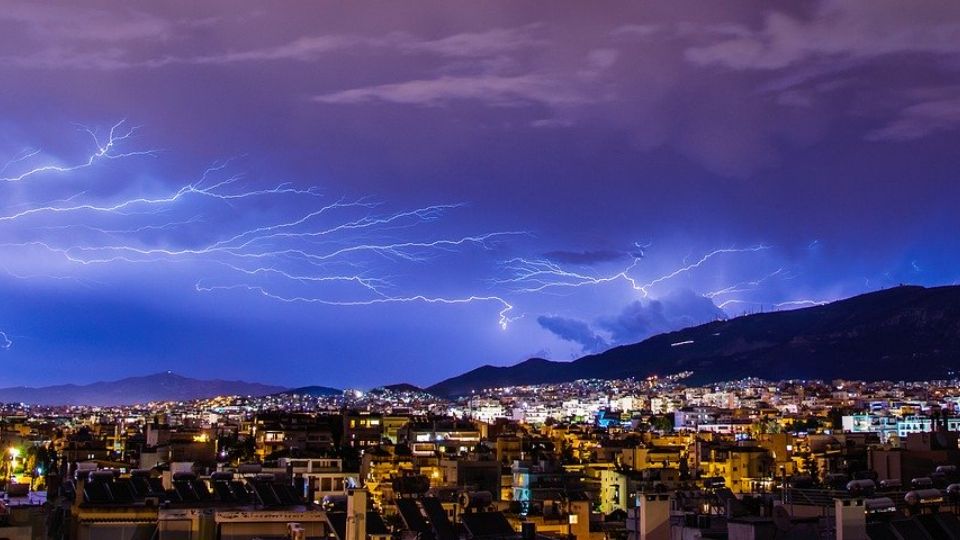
[802, 453, 820, 485]
[649, 414, 674, 433]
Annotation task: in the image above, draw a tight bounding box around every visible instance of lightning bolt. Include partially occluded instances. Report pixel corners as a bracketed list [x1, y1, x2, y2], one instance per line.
[773, 299, 830, 308]
[634, 246, 770, 296]
[0, 122, 524, 330]
[503, 245, 770, 297]
[499, 256, 644, 293]
[1, 148, 41, 175]
[0, 172, 322, 223]
[717, 298, 831, 310]
[716, 298, 749, 309]
[0, 121, 812, 339]
[705, 268, 786, 298]
[1, 120, 157, 182]
[195, 282, 517, 330]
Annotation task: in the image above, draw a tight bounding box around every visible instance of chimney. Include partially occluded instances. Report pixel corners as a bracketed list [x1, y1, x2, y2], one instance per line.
[834, 499, 867, 540]
[346, 488, 368, 540]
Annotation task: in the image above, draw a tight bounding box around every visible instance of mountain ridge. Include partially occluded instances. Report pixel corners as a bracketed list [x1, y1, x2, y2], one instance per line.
[428, 285, 960, 396]
[0, 372, 287, 406]
[275, 385, 342, 397]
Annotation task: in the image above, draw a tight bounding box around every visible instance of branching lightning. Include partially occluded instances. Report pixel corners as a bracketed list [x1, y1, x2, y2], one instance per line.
[502, 245, 771, 298]
[0, 121, 833, 348]
[634, 246, 770, 296]
[0, 123, 523, 332]
[705, 268, 787, 299]
[772, 299, 830, 308]
[708, 268, 832, 312]
[1, 120, 157, 182]
[194, 282, 517, 330]
[716, 298, 831, 310]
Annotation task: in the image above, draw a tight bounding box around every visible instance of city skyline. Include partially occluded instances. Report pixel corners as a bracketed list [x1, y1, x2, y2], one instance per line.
[2, 1, 960, 388]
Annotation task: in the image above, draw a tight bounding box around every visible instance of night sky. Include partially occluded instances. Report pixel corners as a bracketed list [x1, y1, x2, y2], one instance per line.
[1, 1, 959, 388]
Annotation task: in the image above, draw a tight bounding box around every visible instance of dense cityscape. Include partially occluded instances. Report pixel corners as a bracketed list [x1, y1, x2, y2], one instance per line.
[3, 374, 960, 538]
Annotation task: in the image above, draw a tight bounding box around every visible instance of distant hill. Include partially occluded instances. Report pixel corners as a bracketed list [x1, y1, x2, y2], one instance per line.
[381, 383, 425, 393]
[276, 385, 343, 397]
[429, 285, 960, 396]
[0, 372, 287, 406]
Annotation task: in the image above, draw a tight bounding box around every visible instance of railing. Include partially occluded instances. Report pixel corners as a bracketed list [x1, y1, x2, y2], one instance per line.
[784, 487, 850, 507]
[784, 488, 923, 509]
[1, 492, 47, 507]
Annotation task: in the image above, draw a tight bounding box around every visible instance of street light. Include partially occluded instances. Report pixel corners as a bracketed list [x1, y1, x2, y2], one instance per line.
[4, 447, 20, 488]
[11, 448, 19, 480]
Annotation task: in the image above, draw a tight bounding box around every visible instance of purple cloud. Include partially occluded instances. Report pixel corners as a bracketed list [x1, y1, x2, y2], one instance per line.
[537, 315, 608, 353]
[599, 289, 725, 344]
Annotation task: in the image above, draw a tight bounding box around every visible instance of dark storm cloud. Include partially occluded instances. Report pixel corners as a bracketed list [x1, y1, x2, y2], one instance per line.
[537, 289, 726, 352]
[598, 289, 726, 344]
[4, 2, 960, 172]
[2, 1, 960, 386]
[865, 91, 960, 141]
[684, 1, 960, 71]
[536, 315, 608, 353]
